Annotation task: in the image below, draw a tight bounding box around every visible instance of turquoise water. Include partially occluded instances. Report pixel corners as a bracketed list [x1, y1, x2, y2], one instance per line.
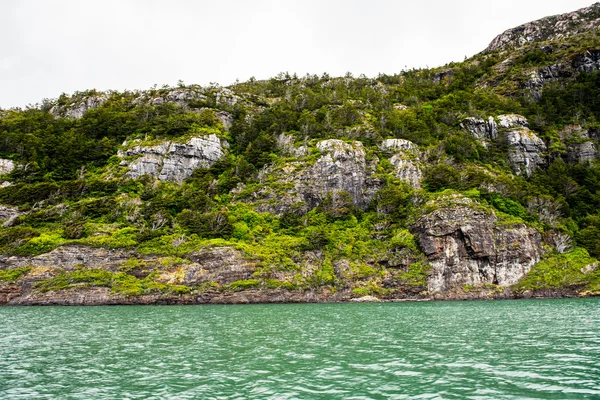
[1, 299, 599, 399]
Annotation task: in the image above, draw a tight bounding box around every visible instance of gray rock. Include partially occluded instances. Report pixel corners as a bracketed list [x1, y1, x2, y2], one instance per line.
[505, 128, 547, 177]
[410, 198, 543, 292]
[380, 139, 423, 188]
[389, 156, 423, 188]
[184, 247, 257, 285]
[250, 139, 381, 214]
[50, 95, 107, 119]
[573, 50, 600, 73]
[567, 141, 598, 164]
[0, 205, 22, 228]
[461, 117, 498, 142]
[0, 159, 15, 175]
[312, 140, 374, 208]
[486, 3, 600, 52]
[118, 134, 227, 182]
[1, 245, 132, 271]
[498, 114, 529, 129]
[380, 139, 418, 152]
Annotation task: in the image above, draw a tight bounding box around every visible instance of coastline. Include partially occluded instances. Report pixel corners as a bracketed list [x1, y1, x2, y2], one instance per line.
[1, 285, 594, 306]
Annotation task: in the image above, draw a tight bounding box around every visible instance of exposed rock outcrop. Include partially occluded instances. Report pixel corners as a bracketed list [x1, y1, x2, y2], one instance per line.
[251, 139, 382, 214]
[486, 3, 600, 52]
[0, 205, 23, 228]
[573, 49, 600, 73]
[461, 117, 498, 143]
[184, 247, 258, 285]
[1, 245, 132, 271]
[0, 245, 260, 305]
[50, 94, 107, 119]
[380, 139, 423, 188]
[567, 141, 598, 164]
[0, 159, 15, 175]
[560, 125, 599, 164]
[410, 196, 543, 293]
[310, 140, 378, 208]
[463, 114, 546, 176]
[505, 128, 547, 176]
[118, 134, 228, 182]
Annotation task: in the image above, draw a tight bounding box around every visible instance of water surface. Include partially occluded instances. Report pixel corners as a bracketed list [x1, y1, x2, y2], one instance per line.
[1, 298, 599, 399]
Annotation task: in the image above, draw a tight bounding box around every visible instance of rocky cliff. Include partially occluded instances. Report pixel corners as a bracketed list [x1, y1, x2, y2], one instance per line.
[486, 3, 600, 52]
[117, 134, 228, 182]
[410, 196, 543, 293]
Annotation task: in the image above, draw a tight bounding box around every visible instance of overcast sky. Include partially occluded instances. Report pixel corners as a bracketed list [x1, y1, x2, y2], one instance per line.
[0, 0, 593, 108]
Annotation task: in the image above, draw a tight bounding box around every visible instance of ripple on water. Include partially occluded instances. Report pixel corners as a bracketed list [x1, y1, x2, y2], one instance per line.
[0, 299, 599, 399]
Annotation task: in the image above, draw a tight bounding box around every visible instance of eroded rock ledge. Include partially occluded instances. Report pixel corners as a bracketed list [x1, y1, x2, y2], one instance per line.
[410, 199, 543, 293]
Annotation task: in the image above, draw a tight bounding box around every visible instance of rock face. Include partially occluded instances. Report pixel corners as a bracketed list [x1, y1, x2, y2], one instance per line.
[462, 114, 546, 176]
[250, 138, 423, 214]
[486, 3, 600, 52]
[50, 95, 107, 119]
[184, 247, 257, 285]
[410, 198, 543, 293]
[1, 246, 132, 271]
[505, 128, 547, 177]
[309, 140, 376, 208]
[461, 117, 498, 143]
[380, 139, 423, 188]
[561, 125, 599, 164]
[567, 141, 598, 164]
[0, 245, 260, 305]
[573, 50, 600, 73]
[118, 134, 227, 182]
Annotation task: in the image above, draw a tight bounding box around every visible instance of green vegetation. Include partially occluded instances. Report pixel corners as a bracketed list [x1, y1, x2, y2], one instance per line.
[35, 267, 192, 296]
[513, 248, 600, 292]
[1, 21, 600, 298]
[0, 267, 31, 282]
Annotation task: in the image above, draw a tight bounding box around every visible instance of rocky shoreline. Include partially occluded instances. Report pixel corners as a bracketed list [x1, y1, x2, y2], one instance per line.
[0, 285, 592, 306]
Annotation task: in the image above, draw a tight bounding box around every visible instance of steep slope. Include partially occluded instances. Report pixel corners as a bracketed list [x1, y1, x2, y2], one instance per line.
[1, 4, 600, 304]
[486, 3, 600, 52]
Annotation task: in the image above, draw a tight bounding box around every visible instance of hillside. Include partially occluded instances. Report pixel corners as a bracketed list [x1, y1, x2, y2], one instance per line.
[1, 3, 600, 304]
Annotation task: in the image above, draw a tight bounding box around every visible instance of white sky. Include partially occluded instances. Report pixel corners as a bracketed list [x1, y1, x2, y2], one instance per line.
[0, 0, 594, 108]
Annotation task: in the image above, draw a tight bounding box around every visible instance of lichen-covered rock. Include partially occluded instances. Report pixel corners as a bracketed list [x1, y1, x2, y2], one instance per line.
[118, 134, 227, 182]
[380, 139, 418, 152]
[505, 128, 547, 176]
[248, 139, 382, 215]
[389, 157, 422, 188]
[276, 133, 309, 158]
[410, 198, 543, 293]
